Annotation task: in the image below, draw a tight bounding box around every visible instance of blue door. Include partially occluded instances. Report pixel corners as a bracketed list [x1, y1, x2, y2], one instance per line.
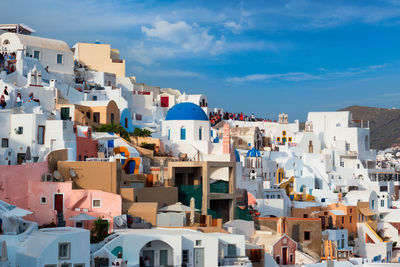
[128, 160, 136, 174]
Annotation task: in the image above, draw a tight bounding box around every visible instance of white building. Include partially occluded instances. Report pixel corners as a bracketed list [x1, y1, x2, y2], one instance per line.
[0, 32, 74, 82]
[92, 228, 251, 267]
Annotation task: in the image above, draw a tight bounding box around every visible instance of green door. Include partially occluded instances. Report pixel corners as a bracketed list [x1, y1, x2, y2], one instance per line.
[160, 250, 168, 266]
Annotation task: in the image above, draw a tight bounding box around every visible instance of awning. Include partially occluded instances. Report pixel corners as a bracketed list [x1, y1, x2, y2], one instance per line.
[359, 207, 376, 216]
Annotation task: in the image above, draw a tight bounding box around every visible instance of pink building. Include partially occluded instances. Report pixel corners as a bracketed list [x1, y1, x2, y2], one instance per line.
[0, 160, 121, 230]
[75, 126, 98, 161]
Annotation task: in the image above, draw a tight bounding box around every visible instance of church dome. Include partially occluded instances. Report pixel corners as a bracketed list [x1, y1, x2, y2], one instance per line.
[246, 147, 261, 157]
[165, 102, 209, 121]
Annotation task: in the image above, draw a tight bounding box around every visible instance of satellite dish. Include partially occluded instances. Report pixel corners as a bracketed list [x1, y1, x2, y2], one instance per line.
[115, 216, 124, 227]
[53, 170, 62, 181]
[69, 169, 77, 178]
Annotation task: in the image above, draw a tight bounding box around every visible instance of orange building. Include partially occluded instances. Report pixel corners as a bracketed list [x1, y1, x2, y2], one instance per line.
[56, 100, 120, 127]
[292, 202, 358, 238]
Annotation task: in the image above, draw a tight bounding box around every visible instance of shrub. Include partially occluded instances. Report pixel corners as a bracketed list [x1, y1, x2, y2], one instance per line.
[97, 123, 130, 140]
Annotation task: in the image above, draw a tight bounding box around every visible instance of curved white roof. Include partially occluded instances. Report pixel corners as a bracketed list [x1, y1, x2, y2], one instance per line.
[1, 32, 71, 52]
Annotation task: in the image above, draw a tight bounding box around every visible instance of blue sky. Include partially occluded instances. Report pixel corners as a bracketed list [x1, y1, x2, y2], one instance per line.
[7, 0, 400, 120]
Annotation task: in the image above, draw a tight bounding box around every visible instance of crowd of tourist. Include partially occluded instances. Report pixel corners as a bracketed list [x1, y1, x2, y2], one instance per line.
[209, 111, 271, 126]
[0, 85, 41, 109]
[0, 52, 17, 74]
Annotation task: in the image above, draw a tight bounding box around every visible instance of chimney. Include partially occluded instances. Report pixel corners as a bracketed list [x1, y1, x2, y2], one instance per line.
[277, 217, 287, 236]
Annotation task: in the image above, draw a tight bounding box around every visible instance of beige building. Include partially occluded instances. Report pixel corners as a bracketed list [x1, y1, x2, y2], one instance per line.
[167, 161, 236, 222]
[73, 42, 125, 77]
[56, 100, 120, 127]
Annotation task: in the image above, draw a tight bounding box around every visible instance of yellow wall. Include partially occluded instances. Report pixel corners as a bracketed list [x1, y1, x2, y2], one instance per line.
[57, 161, 119, 194]
[75, 43, 126, 77]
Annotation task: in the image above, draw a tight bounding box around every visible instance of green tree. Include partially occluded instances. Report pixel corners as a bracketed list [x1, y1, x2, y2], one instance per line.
[97, 123, 130, 140]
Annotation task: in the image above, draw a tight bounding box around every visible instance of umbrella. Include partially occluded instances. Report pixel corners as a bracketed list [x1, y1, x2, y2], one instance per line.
[92, 133, 120, 141]
[0, 241, 7, 262]
[3, 207, 32, 217]
[25, 146, 31, 161]
[69, 213, 97, 221]
[159, 202, 199, 212]
[93, 133, 120, 156]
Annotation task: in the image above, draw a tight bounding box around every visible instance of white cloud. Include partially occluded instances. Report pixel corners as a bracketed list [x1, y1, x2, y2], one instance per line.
[131, 66, 203, 78]
[227, 72, 321, 82]
[227, 64, 389, 83]
[142, 20, 218, 53]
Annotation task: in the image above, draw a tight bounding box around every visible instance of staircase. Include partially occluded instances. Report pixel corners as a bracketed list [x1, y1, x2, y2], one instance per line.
[57, 212, 66, 227]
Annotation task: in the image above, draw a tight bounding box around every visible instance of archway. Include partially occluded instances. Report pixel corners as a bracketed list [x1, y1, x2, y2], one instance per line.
[140, 240, 174, 266]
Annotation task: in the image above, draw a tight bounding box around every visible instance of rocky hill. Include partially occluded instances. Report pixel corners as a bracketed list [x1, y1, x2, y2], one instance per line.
[340, 105, 400, 150]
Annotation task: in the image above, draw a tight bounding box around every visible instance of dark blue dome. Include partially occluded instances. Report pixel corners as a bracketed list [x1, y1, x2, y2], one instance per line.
[247, 147, 261, 157]
[165, 102, 209, 121]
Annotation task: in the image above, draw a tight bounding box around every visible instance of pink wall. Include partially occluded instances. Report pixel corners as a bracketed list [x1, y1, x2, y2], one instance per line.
[0, 162, 48, 208]
[76, 136, 98, 161]
[27, 180, 121, 229]
[0, 161, 121, 231]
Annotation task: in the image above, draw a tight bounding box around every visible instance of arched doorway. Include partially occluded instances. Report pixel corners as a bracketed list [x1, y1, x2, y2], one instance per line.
[140, 240, 174, 266]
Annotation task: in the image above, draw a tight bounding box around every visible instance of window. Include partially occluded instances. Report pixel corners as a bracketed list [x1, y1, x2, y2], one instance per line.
[167, 129, 170, 140]
[227, 244, 237, 257]
[282, 131, 286, 136]
[40, 196, 47, 204]
[288, 137, 292, 142]
[78, 155, 82, 161]
[75, 221, 83, 228]
[1, 138, 8, 148]
[303, 214, 308, 218]
[275, 256, 280, 264]
[341, 217, 344, 224]
[33, 50, 40, 60]
[92, 199, 101, 208]
[74, 264, 85, 267]
[44, 265, 57, 267]
[372, 200, 375, 210]
[182, 250, 189, 263]
[357, 164, 360, 169]
[15, 126, 23, 135]
[277, 137, 280, 142]
[61, 264, 71, 267]
[58, 242, 70, 259]
[110, 113, 115, 124]
[180, 127, 186, 140]
[345, 142, 350, 151]
[349, 208, 352, 213]
[196, 240, 202, 246]
[350, 216, 352, 223]
[146, 242, 151, 247]
[60, 107, 70, 120]
[86, 112, 91, 119]
[93, 112, 100, 123]
[57, 54, 63, 64]
[92, 95, 97, 101]
[125, 118, 128, 128]
[290, 254, 294, 263]
[304, 231, 311, 241]
[381, 200, 385, 207]
[38, 125, 45, 145]
[3, 40, 9, 45]
[199, 127, 202, 140]
[340, 161, 344, 167]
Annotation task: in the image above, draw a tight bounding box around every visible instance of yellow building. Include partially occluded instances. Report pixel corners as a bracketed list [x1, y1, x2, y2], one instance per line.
[73, 42, 125, 77]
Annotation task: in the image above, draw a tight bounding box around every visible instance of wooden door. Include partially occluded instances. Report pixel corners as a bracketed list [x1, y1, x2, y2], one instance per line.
[54, 194, 63, 213]
[282, 247, 288, 265]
